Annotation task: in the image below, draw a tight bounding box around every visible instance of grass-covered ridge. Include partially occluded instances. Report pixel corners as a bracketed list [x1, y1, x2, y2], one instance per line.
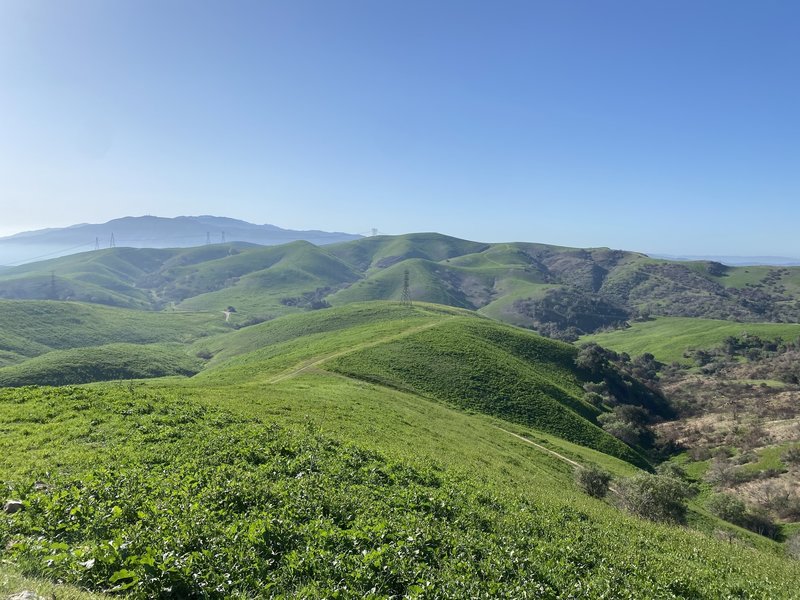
[191, 302, 642, 464]
[325, 315, 646, 465]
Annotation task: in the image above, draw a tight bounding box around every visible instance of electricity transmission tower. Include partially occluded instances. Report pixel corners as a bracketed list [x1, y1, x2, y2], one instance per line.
[221, 231, 226, 243]
[206, 232, 211, 245]
[400, 269, 411, 306]
[94, 237, 100, 250]
[50, 271, 57, 299]
[109, 233, 116, 248]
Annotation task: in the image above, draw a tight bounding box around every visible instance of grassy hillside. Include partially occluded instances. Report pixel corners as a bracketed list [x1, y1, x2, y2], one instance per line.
[0, 300, 227, 367]
[0, 343, 203, 387]
[325, 316, 645, 465]
[2, 348, 799, 597]
[326, 232, 489, 271]
[582, 317, 800, 363]
[3, 235, 800, 340]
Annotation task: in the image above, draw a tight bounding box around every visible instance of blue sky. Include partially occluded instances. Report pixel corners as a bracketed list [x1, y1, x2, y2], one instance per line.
[1, 0, 798, 256]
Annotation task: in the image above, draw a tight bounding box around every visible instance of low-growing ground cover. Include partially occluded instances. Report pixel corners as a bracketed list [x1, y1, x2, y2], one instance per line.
[2, 383, 800, 598]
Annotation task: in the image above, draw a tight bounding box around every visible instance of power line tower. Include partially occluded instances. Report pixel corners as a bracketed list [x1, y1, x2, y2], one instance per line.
[206, 231, 211, 245]
[221, 231, 226, 243]
[371, 228, 378, 237]
[400, 268, 411, 306]
[110, 233, 116, 248]
[94, 237, 100, 251]
[50, 271, 57, 299]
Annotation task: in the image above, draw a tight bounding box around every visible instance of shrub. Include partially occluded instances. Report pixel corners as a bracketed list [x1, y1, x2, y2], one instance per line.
[782, 446, 800, 467]
[706, 494, 748, 526]
[789, 531, 800, 559]
[576, 466, 612, 499]
[617, 473, 691, 524]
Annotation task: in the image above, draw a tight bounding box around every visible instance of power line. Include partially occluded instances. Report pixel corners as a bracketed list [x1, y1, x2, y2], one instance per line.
[4, 242, 97, 267]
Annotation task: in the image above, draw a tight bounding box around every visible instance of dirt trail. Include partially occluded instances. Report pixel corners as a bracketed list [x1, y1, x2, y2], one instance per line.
[268, 319, 448, 384]
[495, 426, 621, 495]
[493, 426, 583, 468]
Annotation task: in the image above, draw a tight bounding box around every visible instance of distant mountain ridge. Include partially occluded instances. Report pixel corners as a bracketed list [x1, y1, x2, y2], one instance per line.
[651, 253, 800, 266]
[0, 215, 362, 265]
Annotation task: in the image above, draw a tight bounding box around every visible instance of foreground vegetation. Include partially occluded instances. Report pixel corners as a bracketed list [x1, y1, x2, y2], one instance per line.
[2, 299, 800, 597]
[3, 381, 799, 598]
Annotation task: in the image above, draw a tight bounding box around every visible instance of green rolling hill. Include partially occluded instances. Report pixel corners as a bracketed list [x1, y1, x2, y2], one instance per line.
[2, 233, 799, 342]
[191, 302, 646, 464]
[0, 299, 227, 367]
[0, 343, 203, 387]
[2, 301, 799, 597]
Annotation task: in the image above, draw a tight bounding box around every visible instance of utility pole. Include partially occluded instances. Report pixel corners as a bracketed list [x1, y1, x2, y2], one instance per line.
[400, 268, 411, 306]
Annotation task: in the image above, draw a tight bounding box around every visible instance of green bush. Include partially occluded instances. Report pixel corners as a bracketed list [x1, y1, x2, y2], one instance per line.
[575, 466, 612, 499]
[617, 473, 691, 524]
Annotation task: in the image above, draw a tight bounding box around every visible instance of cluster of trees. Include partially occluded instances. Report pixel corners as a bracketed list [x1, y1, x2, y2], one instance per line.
[576, 465, 694, 525]
[574, 343, 676, 456]
[280, 286, 333, 310]
[513, 289, 629, 341]
[684, 333, 800, 383]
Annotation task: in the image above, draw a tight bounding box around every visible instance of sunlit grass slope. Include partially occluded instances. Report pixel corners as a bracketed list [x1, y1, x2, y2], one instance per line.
[2, 362, 799, 596]
[0, 300, 226, 367]
[0, 343, 203, 387]
[194, 302, 644, 465]
[327, 317, 646, 465]
[326, 232, 488, 272]
[582, 316, 800, 363]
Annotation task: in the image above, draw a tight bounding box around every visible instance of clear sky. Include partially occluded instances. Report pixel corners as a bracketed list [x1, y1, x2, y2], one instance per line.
[1, 0, 799, 256]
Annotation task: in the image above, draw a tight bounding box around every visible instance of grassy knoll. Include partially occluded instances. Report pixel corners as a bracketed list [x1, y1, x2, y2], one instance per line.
[326, 232, 488, 272]
[0, 300, 227, 367]
[581, 317, 800, 363]
[192, 302, 642, 464]
[325, 317, 645, 465]
[0, 343, 203, 387]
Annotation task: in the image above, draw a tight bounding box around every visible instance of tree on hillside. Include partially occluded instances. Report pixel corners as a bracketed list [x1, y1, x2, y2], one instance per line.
[617, 473, 691, 524]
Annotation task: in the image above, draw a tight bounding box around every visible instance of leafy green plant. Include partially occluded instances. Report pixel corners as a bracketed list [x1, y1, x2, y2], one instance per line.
[576, 466, 612, 499]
